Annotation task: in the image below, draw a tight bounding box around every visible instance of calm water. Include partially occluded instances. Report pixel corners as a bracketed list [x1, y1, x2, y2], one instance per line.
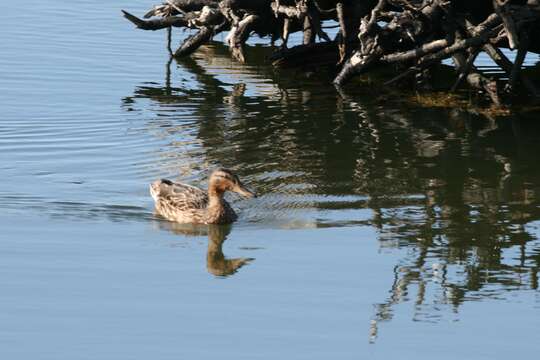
[1, 1, 540, 359]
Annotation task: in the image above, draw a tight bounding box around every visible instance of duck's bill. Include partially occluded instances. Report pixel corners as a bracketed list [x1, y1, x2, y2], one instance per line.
[234, 184, 257, 198]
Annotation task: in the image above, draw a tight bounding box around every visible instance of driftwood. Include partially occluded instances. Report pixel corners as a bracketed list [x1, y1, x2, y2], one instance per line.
[123, 0, 540, 104]
[332, 0, 540, 103]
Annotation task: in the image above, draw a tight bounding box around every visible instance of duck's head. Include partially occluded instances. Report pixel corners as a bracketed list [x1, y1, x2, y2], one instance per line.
[209, 168, 257, 198]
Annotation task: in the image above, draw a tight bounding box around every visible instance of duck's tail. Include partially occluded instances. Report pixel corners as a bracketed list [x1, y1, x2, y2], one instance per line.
[150, 179, 174, 202]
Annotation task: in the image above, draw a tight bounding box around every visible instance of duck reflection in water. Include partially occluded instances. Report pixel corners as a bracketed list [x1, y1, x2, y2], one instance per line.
[155, 221, 254, 277]
[206, 224, 254, 277]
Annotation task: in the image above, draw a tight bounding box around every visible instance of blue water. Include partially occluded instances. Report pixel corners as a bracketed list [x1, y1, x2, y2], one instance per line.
[1, 1, 540, 359]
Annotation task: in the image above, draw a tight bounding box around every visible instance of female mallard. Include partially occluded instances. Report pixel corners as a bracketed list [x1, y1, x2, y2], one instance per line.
[150, 168, 256, 224]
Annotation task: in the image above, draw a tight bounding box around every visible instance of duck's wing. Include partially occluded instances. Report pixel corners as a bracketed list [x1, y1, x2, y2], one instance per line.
[155, 179, 208, 210]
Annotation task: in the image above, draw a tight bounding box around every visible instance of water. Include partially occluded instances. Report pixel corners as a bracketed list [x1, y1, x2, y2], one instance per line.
[1, 1, 540, 358]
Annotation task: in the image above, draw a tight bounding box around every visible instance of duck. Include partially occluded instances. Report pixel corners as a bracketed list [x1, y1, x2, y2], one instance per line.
[150, 168, 256, 224]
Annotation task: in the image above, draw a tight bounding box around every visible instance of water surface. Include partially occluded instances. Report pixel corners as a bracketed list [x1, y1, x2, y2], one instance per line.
[1, 1, 540, 359]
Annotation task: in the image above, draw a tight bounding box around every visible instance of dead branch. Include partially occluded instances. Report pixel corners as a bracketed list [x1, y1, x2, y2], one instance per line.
[123, 0, 540, 105]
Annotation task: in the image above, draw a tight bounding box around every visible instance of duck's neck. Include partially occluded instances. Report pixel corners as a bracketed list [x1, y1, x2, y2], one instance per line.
[206, 188, 226, 223]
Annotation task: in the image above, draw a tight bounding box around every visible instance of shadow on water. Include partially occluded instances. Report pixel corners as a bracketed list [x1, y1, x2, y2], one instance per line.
[154, 220, 254, 277]
[123, 41, 540, 336]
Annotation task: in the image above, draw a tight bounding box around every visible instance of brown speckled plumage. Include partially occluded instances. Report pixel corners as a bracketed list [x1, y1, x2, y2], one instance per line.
[150, 169, 256, 224]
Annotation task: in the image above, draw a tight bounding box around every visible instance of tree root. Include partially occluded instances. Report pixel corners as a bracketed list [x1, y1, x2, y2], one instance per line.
[123, 0, 540, 105]
[175, 26, 214, 56]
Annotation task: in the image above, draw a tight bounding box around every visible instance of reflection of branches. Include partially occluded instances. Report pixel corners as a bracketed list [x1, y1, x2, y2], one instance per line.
[165, 55, 173, 91]
[124, 41, 540, 340]
[175, 50, 229, 97]
[368, 120, 540, 339]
